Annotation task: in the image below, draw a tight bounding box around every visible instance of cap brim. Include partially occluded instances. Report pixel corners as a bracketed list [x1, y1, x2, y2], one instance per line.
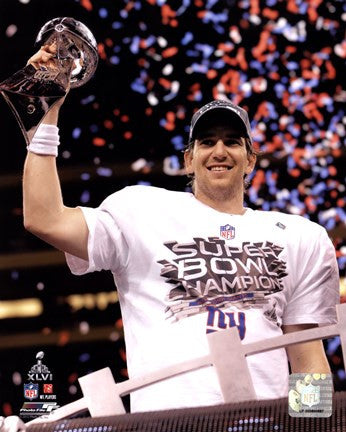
[191, 107, 248, 140]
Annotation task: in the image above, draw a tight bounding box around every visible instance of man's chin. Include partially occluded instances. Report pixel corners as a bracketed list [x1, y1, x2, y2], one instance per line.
[196, 183, 238, 202]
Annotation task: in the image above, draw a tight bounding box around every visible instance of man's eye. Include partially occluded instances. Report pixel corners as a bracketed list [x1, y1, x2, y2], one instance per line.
[226, 139, 243, 146]
[198, 137, 243, 146]
[200, 139, 214, 146]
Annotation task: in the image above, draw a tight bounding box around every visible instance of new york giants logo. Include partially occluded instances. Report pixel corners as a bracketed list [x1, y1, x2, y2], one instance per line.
[206, 306, 246, 338]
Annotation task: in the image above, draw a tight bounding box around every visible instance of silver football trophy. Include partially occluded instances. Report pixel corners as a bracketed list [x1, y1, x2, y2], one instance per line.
[0, 17, 98, 145]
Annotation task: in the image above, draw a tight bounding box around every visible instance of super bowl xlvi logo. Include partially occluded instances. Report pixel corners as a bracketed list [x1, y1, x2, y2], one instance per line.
[24, 383, 39, 400]
[158, 238, 287, 324]
[27, 351, 53, 381]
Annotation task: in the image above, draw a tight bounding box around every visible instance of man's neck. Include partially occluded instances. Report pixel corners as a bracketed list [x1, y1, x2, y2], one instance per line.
[194, 192, 246, 215]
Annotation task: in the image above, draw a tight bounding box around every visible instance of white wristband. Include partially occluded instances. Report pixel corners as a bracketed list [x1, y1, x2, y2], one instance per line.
[27, 123, 60, 156]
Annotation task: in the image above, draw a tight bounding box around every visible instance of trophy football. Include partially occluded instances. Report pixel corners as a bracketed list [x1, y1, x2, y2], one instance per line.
[0, 17, 98, 145]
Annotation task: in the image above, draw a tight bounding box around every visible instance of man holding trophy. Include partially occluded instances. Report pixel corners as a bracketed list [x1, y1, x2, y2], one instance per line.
[0, 17, 339, 416]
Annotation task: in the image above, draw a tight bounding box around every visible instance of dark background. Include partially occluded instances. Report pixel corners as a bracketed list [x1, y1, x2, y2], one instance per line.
[0, 0, 345, 416]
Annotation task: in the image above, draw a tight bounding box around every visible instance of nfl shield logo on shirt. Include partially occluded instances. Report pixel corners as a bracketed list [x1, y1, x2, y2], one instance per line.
[220, 224, 235, 240]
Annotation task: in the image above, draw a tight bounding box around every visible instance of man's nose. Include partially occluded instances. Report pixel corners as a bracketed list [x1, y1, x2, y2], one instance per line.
[212, 140, 227, 158]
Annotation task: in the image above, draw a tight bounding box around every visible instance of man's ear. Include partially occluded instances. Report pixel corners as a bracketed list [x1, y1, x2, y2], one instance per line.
[184, 149, 194, 175]
[245, 153, 257, 175]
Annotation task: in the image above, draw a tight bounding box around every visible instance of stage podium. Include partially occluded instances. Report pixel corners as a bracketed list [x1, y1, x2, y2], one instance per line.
[26, 303, 346, 431]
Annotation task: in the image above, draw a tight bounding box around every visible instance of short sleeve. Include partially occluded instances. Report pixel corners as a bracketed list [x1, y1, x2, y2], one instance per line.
[283, 226, 339, 325]
[65, 204, 129, 275]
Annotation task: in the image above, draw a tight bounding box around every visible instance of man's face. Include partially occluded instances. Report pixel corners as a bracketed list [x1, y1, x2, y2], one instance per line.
[184, 122, 256, 204]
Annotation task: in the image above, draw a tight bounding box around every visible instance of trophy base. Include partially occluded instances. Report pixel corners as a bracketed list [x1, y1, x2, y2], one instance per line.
[0, 90, 63, 145]
[0, 64, 67, 145]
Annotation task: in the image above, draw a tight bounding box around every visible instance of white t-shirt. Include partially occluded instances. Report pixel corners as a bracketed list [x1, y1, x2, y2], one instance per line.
[66, 185, 339, 413]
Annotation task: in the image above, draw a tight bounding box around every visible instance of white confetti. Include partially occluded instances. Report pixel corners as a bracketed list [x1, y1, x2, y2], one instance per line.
[69, 385, 78, 395]
[6, 24, 17, 37]
[12, 371, 22, 385]
[79, 321, 90, 335]
[147, 92, 158, 106]
[162, 64, 173, 75]
[131, 158, 148, 172]
[157, 36, 167, 47]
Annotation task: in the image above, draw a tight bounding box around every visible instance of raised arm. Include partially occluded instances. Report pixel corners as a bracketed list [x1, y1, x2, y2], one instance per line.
[23, 45, 89, 260]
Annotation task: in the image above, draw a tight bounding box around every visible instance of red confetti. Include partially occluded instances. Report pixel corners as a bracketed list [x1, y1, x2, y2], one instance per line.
[93, 137, 106, 147]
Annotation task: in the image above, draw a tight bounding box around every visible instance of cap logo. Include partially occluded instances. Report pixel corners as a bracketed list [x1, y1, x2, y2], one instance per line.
[196, 100, 241, 118]
[188, 100, 253, 146]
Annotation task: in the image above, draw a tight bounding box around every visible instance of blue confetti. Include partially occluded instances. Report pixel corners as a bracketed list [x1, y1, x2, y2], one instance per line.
[81, 95, 96, 105]
[110, 56, 120, 64]
[112, 21, 123, 29]
[99, 8, 108, 18]
[97, 167, 113, 177]
[181, 32, 194, 45]
[79, 353, 91, 362]
[72, 128, 81, 139]
[81, 173, 90, 181]
[171, 135, 184, 151]
[80, 191, 90, 204]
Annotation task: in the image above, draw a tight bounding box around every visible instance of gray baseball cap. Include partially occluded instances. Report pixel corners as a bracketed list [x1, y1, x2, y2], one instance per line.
[188, 100, 253, 144]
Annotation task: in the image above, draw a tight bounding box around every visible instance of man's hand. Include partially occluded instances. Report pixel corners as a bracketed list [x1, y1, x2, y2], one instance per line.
[26, 42, 68, 118]
[0, 417, 26, 432]
[27, 42, 57, 70]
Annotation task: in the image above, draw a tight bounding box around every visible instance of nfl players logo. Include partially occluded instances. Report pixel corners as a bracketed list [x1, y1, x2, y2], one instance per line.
[24, 383, 39, 400]
[43, 383, 53, 394]
[220, 224, 235, 240]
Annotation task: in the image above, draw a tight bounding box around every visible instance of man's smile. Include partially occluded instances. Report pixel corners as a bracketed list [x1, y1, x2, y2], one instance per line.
[207, 165, 233, 171]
